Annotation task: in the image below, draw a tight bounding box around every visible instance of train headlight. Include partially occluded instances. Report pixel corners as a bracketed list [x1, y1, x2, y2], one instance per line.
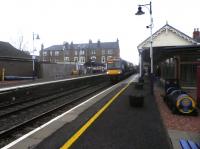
[118, 70, 122, 74]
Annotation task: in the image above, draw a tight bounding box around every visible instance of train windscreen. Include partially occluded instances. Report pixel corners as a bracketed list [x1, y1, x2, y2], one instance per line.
[107, 61, 121, 69]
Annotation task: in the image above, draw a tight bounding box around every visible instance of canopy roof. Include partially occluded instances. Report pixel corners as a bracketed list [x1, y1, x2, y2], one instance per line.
[142, 45, 200, 64]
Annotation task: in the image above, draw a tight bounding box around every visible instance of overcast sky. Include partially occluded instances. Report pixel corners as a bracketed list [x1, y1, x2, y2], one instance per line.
[1, 0, 200, 64]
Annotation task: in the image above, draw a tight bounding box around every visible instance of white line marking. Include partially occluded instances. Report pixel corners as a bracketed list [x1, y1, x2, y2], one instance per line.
[2, 81, 119, 149]
[2, 74, 138, 149]
[0, 74, 104, 92]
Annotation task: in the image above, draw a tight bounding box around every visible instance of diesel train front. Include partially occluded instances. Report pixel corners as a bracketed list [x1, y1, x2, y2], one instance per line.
[106, 58, 133, 82]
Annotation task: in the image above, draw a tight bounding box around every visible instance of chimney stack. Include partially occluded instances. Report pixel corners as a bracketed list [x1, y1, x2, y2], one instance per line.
[193, 28, 200, 42]
[41, 44, 44, 50]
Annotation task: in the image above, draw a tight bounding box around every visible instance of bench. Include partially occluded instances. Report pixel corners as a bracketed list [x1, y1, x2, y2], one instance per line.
[180, 139, 200, 149]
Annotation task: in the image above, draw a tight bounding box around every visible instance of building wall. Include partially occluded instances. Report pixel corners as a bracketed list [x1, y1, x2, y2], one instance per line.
[41, 40, 120, 65]
[42, 50, 64, 62]
[62, 48, 120, 64]
[160, 57, 197, 87]
[0, 58, 81, 80]
[153, 30, 192, 47]
[0, 58, 33, 76]
[38, 62, 76, 79]
[180, 63, 197, 87]
[142, 30, 193, 48]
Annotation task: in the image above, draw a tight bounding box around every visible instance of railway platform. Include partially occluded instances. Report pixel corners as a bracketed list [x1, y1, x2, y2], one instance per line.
[1, 75, 199, 149]
[0, 75, 81, 88]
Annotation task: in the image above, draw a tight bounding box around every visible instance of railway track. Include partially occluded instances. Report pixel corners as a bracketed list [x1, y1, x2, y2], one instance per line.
[0, 85, 91, 118]
[0, 82, 111, 148]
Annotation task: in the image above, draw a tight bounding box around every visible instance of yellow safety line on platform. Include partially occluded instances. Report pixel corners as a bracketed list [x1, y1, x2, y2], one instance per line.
[60, 82, 131, 149]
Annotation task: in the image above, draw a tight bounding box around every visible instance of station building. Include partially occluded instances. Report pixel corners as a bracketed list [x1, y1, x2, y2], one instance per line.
[138, 23, 200, 87]
[0, 41, 32, 80]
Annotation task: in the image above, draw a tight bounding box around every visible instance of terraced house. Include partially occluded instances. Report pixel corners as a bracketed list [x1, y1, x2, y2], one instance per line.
[40, 39, 120, 65]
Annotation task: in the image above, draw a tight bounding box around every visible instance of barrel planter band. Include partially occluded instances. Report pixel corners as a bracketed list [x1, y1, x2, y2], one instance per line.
[176, 94, 196, 114]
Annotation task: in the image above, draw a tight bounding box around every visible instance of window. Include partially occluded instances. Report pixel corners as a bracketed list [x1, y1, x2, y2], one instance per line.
[80, 50, 85, 55]
[55, 51, 59, 56]
[101, 56, 105, 63]
[75, 50, 78, 56]
[165, 59, 170, 64]
[74, 57, 78, 62]
[92, 49, 96, 55]
[107, 60, 121, 69]
[65, 50, 69, 55]
[181, 64, 197, 84]
[107, 56, 112, 60]
[43, 51, 47, 56]
[102, 50, 105, 55]
[64, 57, 69, 62]
[50, 51, 53, 56]
[91, 56, 96, 62]
[108, 49, 113, 55]
[55, 59, 59, 62]
[80, 56, 85, 63]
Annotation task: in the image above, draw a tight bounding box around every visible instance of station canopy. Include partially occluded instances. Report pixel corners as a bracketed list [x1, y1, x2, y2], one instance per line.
[141, 45, 200, 65]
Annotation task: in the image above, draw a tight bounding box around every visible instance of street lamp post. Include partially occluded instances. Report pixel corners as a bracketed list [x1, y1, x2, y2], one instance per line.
[135, 1, 154, 94]
[32, 32, 40, 79]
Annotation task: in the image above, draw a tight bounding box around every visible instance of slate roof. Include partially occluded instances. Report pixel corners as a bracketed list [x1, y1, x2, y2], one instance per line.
[0, 41, 31, 59]
[44, 41, 119, 51]
[43, 45, 64, 51]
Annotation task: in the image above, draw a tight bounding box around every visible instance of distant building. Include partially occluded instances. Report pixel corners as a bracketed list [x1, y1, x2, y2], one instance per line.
[0, 41, 31, 59]
[40, 39, 120, 65]
[0, 41, 33, 79]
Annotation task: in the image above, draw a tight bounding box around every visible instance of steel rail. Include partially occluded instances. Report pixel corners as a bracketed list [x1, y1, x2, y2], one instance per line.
[0, 85, 91, 118]
[0, 83, 110, 139]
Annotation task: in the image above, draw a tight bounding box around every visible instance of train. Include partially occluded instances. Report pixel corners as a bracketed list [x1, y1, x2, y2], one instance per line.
[164, 80, 198, 115]
[106, 58, 135, 83]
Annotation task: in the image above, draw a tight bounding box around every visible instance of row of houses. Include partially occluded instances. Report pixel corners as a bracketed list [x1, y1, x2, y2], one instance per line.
[0, 39, 120, 80]
[40, 39, 120, 65]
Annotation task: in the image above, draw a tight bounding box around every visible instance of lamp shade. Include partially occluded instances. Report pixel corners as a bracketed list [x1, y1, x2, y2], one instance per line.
[135, 6, 145, 15]
[36, 34, 40, 40]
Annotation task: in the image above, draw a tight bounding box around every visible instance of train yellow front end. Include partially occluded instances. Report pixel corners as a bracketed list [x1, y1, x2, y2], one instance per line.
[106, 69, 122, 75]
[106, 58, 134, 83]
